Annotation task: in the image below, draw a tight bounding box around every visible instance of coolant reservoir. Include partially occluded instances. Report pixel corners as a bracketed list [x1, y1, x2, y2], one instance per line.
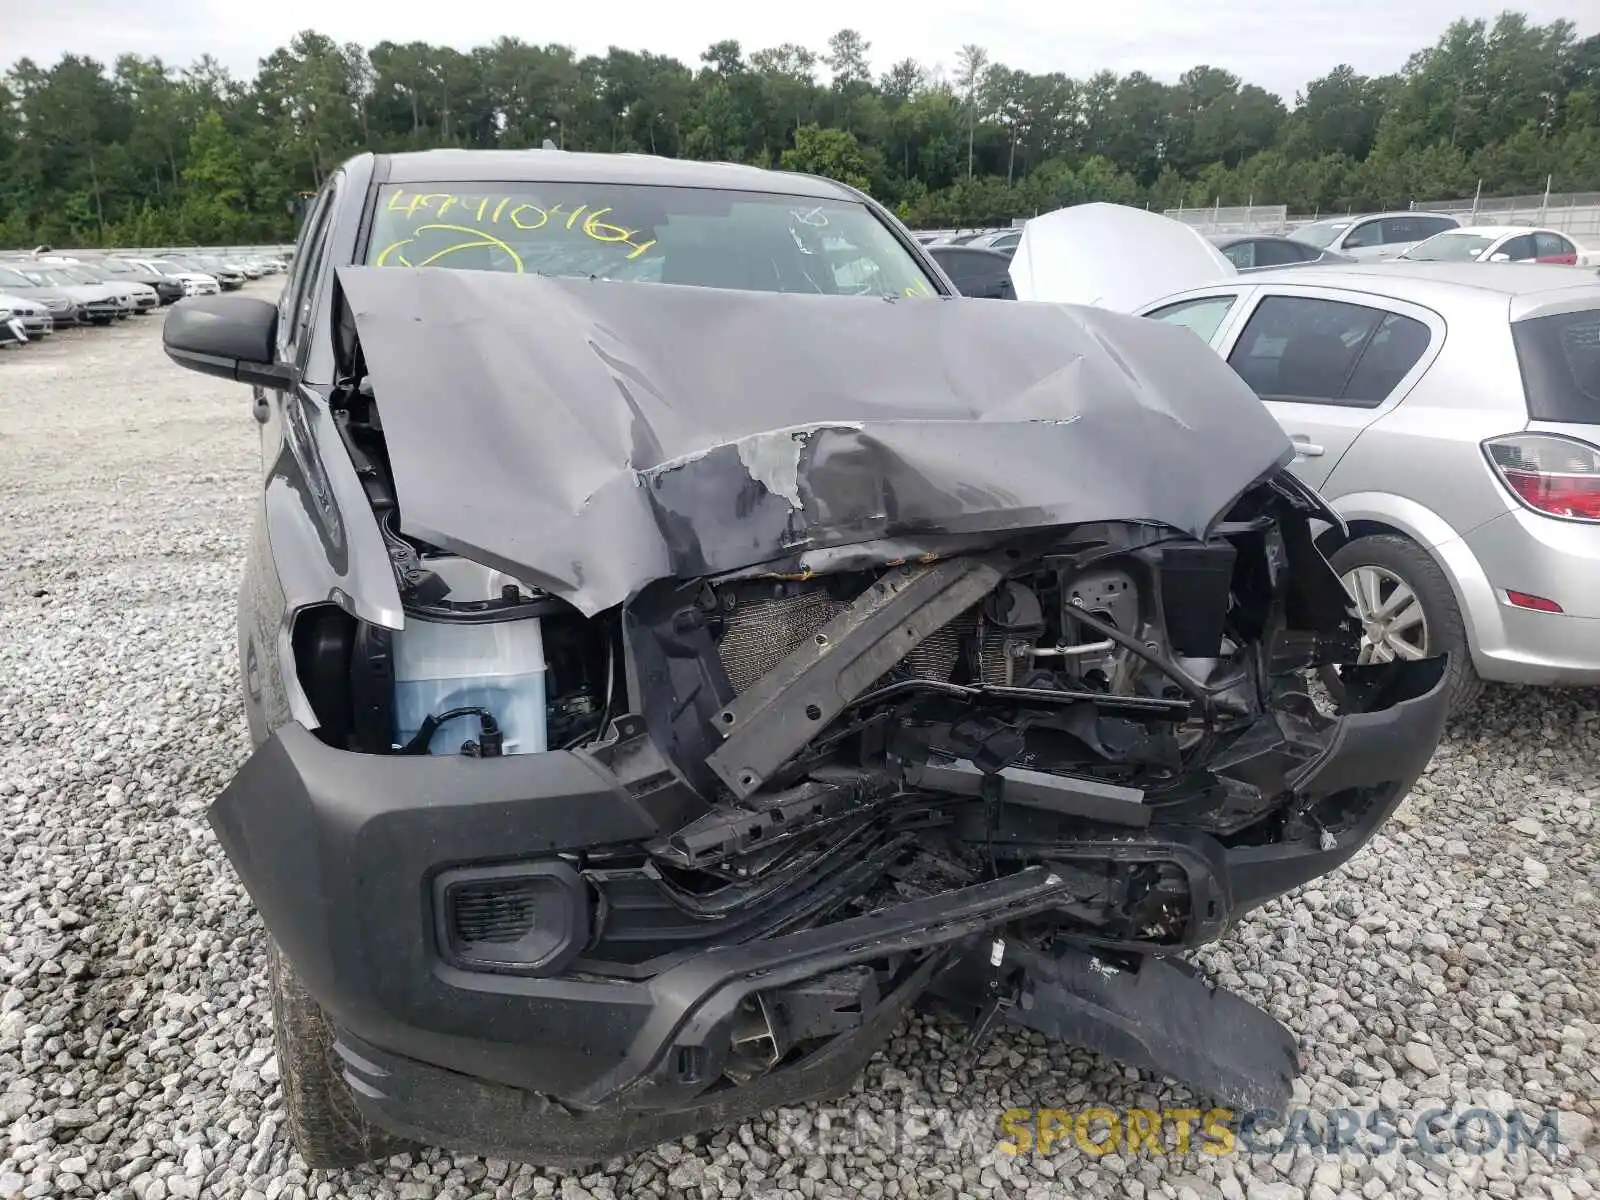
[392, 557, 549, 755]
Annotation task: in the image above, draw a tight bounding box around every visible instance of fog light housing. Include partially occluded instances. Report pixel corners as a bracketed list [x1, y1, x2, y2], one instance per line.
[434, 860, 588, 975]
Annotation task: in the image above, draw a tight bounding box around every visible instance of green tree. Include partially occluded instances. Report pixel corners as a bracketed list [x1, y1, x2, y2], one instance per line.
[2, 11, 1598, 248]
[183, 111, 245, 200]
[954, 44, 989, 179]
[780, 124, 876, 192]
[1283, 65, 1387, 161]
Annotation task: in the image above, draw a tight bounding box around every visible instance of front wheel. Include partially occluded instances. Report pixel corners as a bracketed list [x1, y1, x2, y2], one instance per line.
[1318, 533, 1483, 717]
[267, 938, 416, 1168]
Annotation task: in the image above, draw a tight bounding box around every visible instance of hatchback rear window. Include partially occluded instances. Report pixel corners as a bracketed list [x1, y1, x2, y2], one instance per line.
[1514, 309, 1600, 422]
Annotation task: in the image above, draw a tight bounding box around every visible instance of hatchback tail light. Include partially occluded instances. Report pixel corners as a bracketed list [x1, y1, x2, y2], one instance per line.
[1483, 433, 1600, 522]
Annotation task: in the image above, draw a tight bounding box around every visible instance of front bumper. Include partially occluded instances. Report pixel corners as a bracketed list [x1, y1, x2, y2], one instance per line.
[212, 658, 1447, 1161]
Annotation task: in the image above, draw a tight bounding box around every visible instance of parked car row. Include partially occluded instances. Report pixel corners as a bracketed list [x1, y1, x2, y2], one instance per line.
[926, 211, 1592, 276]
[0, 248, 286, 353]
[929, 211, 1475, 267]
[1284, 213, 1591, 266]
[916, 226, 1025, 256]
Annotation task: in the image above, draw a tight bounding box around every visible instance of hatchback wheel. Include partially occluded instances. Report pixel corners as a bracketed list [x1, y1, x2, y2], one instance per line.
[1343, 563, 1429, 664]
[1319, 533, 1483, 717]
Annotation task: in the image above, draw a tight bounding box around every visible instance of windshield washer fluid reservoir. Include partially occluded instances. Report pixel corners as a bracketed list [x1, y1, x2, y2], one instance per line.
[392, 557, 548, 755]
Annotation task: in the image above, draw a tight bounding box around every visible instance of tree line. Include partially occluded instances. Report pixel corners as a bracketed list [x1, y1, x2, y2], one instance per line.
[2, 11, 1597, 248]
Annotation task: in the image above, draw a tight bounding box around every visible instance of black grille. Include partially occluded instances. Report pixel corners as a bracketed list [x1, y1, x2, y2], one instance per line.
[450, 880, 541, 945]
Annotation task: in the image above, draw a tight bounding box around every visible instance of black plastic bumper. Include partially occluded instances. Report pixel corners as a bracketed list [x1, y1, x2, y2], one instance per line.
[213, 729, 1073, 1097]
[328, 874, 1071, 1165]
[210, 657, 1448, 1160]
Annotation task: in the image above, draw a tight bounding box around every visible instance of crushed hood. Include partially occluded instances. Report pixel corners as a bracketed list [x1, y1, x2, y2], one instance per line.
[336, 265, 1292, 615]
[1009, 203, 1237, 312]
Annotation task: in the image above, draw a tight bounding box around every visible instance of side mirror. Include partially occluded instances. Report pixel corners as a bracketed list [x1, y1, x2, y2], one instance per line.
[1487, 252, 1512, 263]
[163, 295, 296, 389]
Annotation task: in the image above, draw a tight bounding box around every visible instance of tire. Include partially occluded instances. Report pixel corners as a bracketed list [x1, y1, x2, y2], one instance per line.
[1319, 533, 1483, 718]
[267, 937, 416, 1168]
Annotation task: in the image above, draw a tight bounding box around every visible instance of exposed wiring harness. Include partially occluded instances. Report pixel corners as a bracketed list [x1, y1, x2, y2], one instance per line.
[400, 706, 504, 757]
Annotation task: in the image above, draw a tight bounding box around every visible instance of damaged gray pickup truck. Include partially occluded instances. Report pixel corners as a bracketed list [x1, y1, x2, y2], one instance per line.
[161, 150, 1451, 1168]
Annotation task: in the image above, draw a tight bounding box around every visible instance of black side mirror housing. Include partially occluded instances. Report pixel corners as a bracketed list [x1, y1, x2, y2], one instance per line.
[163, 295, 296, 389]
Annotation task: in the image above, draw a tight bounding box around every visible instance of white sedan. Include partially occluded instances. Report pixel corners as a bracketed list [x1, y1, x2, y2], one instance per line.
[1399, 225, 1584, 266]
[121, 257, 222, 297]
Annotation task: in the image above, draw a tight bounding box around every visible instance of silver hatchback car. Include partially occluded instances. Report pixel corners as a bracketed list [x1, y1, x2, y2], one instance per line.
[1138, 262, 1600, 712]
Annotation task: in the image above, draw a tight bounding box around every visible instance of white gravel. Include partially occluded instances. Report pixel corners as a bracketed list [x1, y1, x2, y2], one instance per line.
[1, 294, 1596, 1200]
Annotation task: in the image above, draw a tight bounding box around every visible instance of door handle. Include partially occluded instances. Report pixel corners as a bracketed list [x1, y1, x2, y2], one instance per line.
[1290, 435, 1325, 457]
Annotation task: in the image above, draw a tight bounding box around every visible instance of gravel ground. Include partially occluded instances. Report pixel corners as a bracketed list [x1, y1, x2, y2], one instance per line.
[0, 292, 1596, 1200]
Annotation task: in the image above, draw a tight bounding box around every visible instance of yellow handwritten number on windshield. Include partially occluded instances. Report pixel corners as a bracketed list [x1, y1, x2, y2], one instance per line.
[374, 224, 524, 271]
[375, 190, 657, 271]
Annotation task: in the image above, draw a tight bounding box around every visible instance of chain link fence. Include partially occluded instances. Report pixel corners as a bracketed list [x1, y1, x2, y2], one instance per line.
[1160, 205, 1291, 234]
[1411, 192, 1600, 239]
[1166, 194, 1600, 242]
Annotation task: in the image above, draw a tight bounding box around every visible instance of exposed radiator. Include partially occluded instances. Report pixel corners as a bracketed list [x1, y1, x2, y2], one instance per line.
[717, 586, 971, 695]
[717, 590, 845, 694]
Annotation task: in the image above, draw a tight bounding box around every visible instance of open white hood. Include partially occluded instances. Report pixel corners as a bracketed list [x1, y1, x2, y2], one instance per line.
[1009, 202, 1238, 313]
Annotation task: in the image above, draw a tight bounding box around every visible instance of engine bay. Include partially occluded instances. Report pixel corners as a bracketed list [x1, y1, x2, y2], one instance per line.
[294, 378, 1365, 955]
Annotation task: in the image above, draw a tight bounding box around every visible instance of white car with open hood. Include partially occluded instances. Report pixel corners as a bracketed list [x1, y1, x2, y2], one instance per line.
[1009, 202, 1241, 311]
[1011, 204, 1600, 714]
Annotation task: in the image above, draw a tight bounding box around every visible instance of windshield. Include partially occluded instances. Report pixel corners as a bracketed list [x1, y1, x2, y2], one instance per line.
[148, 262, 185, 277]
[1289, 221, 1349, 250]
[1402, 232, 1496, 262]
[22, 268, 72, 287]
[0, 267, 38, 289]
[365, 182, 937, 298]
[99, 259, 135, 275]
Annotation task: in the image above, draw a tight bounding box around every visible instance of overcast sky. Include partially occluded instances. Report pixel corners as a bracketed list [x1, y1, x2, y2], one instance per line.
[8, 1, 1596, 103]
